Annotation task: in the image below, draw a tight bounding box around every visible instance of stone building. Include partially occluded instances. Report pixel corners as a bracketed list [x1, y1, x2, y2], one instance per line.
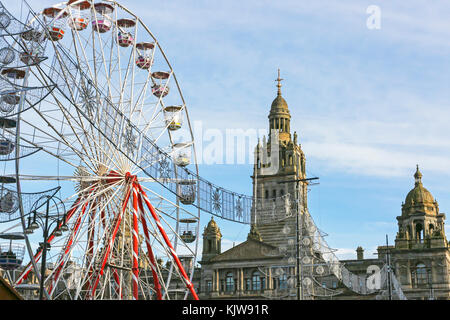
[199, 72, 306, 300]
[319, 167, 450, 300]
[197, 73, 450, 300]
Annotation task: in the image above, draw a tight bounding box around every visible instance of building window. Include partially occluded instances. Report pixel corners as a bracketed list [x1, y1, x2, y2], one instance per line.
[322, 282, 327, 288]
[265, 190, 269, 199]
[226, 272, 234, 292]
[245, 278, 251, 291]
[220, 279, 225, 292]
[332, 281, 337, 289]
[252, 271, 261, 291]
[272, 190, 276, 198]
[279, 274, 287, 289]
[415, 222, 423, 242]
[413, 263, 429, 287]
[206, 280, 212, 293]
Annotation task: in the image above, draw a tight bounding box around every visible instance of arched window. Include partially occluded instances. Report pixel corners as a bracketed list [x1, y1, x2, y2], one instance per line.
[415, 222, 423, 242]
[413, 263, 428, 287]
[225, 272, 234, 292]
[416, 263, 427, 283]
[252, 271, 261, 291]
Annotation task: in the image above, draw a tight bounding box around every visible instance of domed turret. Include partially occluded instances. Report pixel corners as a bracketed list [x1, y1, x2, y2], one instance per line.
[396, 166, 447, 249]
[268, 69, 291, 142]
[201, 217, 222, 262]
[206, 216, 219, 232]
[403, 165, 436, 214]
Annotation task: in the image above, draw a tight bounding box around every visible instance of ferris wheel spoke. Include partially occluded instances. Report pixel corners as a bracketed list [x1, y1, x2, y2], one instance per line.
[33, 60, 109, 167]
[32, 43, 110, 165]
[47, 181, 126, 298]
[87, 176, 135, 299]
[50, 194, 111, 296]
[134, 182, 198, 300]
[19, 117, 98, 172]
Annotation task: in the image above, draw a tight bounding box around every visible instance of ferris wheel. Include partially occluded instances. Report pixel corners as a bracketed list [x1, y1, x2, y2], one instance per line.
[0, 0, 201, 300]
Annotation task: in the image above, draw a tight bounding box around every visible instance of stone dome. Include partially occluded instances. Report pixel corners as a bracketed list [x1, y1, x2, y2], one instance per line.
[404, 166, 435, 208]
[205, 217, 219, 231]
[270, 94, 289, 110]
[404, 184, 435, 207]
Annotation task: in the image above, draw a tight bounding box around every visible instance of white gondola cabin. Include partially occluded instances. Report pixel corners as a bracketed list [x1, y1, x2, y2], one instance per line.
[0, 137, 14, 155]
[179, 218, 197, 243]
[68, 0, 91, 31]
[92, 3, 114, 33]
[117, 18, 135, 47]
[0, 176, 18, 214]
[0, 12, 11, 30]
[42, 7, 68, 41]
[151, 71, 171, 98]
[0, 47, 15, 65]
[0, 69, 25, 114]
[178, 179, 196, 205]
[163, 105, 183, 131]
[172, 142, 191, 167]
[135, 42, 154, 69]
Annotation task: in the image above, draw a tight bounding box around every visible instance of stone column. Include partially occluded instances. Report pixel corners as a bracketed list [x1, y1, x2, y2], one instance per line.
[431, 259, 438, 288]
[214, 269, 219, 292]
[268, 267, 272, 290]
[405, 260, 412, 287]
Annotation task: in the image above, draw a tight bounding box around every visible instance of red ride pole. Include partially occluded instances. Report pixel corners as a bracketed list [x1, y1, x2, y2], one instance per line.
[134, 184, 163, 300]
[136, 182, 199, 300]
[89, 175, 136, 299]
[131, 184, 140, 300]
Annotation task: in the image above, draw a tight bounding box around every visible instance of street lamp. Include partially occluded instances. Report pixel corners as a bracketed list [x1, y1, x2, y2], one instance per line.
[24, 195, 67, 300]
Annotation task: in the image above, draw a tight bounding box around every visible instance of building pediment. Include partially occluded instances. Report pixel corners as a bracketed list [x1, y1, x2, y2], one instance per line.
[207, 239, 281, 263]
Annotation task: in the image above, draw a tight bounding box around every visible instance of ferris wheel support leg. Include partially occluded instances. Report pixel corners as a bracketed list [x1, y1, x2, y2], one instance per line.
[134, 185, 162, 300]
[112, 267, 123, 299]
[85, 199, 98, 291]
[15, 195, 84, 286]
[89, 177, 135, 299]
[136, 183, 199, 300]
[131, 186, 140, 300]
[48, 197, 92, 296]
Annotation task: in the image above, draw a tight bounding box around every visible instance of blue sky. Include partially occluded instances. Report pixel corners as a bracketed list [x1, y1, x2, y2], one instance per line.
[7, 0, 450, 261]
[131, 0, 450, 260]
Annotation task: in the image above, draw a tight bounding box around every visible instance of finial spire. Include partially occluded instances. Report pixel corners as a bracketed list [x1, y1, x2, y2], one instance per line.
[414, 164, 422, 186]
[275, 68, 283, 96]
